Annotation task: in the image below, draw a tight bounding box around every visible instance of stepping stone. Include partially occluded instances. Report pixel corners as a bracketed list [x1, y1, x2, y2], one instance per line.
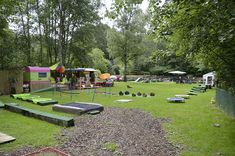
[175, 94, 190, 99]
[115, 99, 133, 103]
[187, 92, 198, 95]
[0, 132, 16, 144]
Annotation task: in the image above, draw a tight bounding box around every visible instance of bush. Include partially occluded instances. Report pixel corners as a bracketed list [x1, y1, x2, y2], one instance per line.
[142, 93, 147, 97]
[119, 91, 124, 96]
[150, 92, 155, 96]
[137, 92, 142, 96]
[124, 91, 130, 95]
[132, 93, 136, 97]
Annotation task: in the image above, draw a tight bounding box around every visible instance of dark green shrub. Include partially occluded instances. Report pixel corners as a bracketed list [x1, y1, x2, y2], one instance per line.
[132, 93, 136, 97]
[119, 91, 124, 96]
[124, 91, 130, 95]
[150, 92, 155, 96]
[142, 93, 147, 97]
[137, 92, 142, 96]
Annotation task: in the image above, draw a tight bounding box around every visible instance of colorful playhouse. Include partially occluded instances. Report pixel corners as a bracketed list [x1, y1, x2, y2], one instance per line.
[23, 66, 51, 92]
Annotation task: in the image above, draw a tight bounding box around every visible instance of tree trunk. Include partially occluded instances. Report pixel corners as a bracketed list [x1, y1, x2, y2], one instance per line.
[58, 0, 64, 64]
[36, 0, 43, 64]
[124, 57, 127, 82]
[26, 1, 31, 65]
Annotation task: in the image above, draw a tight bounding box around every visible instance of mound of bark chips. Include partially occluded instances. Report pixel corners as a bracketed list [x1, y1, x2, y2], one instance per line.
[0, 108, 178, 156]
[58, 108, 178, 156]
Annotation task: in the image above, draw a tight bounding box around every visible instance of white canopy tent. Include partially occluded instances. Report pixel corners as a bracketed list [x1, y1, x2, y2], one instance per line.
[168, 71, 186, 75]
[168, 71, 186, 83]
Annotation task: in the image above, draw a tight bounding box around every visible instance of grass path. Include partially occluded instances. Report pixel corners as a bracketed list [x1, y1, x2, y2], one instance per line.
[0, 82, 235, 155]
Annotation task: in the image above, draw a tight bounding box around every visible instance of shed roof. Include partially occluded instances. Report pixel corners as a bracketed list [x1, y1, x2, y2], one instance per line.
[24, 66, 50, 72]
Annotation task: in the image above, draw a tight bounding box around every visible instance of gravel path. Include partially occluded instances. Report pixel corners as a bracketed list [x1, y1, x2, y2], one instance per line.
[0, 107, 178, 156]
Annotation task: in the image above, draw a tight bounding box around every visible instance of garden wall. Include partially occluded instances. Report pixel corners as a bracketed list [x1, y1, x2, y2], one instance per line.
[0, 70, 23, 95]
[216, 88, 235, 118]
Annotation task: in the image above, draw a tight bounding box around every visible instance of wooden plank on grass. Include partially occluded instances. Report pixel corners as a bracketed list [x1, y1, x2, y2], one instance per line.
[5, 103, 74, 127]
[0, 132, 16, 144]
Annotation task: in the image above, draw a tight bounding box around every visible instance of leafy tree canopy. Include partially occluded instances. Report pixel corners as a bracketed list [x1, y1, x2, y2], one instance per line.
[151, 0, 235, 90]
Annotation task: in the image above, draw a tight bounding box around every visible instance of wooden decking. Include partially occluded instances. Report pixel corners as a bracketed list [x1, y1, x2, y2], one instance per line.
[0, 132, 16, 144]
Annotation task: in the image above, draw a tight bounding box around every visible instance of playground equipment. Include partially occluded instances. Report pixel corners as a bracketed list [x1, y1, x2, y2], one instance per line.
[52, 102, 104, 115]
[50, 62, 65, 74]
[4, 103, 74, 127]
[11, 93, 58, 106]
[65, 68, 96, 88]
[23, 66, 51, 92]
[167, 97, 185, 103]
[24, 147, 70, 156]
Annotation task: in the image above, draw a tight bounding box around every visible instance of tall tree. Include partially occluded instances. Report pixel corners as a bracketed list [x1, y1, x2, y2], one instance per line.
[151, 0, 235, 90]
[89, 48, 110, 73]
[0, 0, 26, 69]
[107, 0, 146, 81]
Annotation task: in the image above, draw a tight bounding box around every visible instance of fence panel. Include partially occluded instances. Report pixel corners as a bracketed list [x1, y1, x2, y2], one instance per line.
[216, 88, 235, 118]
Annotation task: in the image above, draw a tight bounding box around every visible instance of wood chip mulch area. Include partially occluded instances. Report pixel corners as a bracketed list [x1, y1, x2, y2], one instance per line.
[0, 107, 178, 156]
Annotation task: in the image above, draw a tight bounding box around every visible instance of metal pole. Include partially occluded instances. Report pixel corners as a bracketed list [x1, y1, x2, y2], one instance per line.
[92, 88, 96, 102]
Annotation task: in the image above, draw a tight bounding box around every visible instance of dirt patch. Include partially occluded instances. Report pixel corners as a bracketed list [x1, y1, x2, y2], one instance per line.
[0, 107, 178, 156]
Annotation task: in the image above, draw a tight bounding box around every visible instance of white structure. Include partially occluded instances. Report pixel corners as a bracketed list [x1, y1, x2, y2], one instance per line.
[203, 72, 215, 87]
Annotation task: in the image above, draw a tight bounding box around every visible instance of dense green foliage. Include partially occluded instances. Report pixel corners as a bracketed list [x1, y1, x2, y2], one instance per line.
[1, 83, 235, 155]
[151, 0, 235, 90]
[1, 0, 234, 89]
[0, 0, 101, 68]
[89, 48, 111, 73]
[107, 1, 147, 81]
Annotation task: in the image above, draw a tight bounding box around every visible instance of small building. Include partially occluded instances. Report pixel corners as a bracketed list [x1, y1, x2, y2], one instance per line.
[0, 70, 23, 95]
[203, 72, 215, 87]
[23, 66, 51, 92]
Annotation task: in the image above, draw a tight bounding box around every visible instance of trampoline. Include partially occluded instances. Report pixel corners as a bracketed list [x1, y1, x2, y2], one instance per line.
[52, 102, 104, 115]
[167, 97, 185, 103]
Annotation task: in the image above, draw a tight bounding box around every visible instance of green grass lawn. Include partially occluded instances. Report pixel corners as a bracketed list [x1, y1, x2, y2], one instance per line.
[0, 82, 235, 155]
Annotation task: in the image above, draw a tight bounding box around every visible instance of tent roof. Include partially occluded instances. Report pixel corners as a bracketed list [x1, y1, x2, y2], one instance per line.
[25, 66, 50, 72]
[168, 71, 186, 75]
[203, 72, 215, 77]
[50, 63, 60, 70]
[65, 68, 96, 72]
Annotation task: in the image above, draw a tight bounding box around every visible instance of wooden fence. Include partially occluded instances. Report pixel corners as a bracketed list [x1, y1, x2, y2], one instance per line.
[0, 70, 23, 95]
